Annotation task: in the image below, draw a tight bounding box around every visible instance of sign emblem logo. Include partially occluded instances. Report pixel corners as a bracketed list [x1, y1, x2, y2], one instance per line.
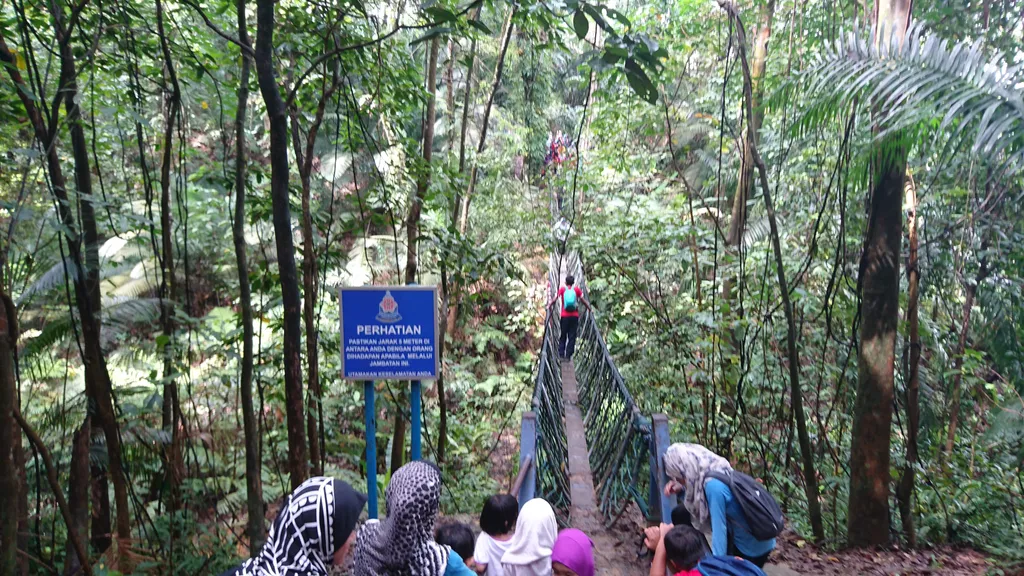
[376, 290, 402, 323]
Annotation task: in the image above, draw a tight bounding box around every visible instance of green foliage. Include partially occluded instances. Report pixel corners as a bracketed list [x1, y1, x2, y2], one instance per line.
[2, 0, 1024, 569]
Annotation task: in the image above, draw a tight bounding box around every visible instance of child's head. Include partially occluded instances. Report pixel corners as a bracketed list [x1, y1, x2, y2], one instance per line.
[670, 503, 692, 527]
[434, 522, 475, 562]
[664, 525, 708, 573]
[479, 494, 518, 537]
[551, 528, 594, 576]
[565, 275, 575, 286]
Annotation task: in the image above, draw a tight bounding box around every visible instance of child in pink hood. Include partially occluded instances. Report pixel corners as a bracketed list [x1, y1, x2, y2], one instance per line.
[551, 529, 594, 576]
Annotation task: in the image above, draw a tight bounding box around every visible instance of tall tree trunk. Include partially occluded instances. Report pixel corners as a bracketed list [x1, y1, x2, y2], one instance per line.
[290, 62, 340, 478]
[0, 294, 16, 576]
[447, 9, 516, 340]
[847, 0, 913, 547]
[90, 460, 110, 554]
[234, 0, 265, 552]
[390, 402, 407, 476]
[726, 0, 776, 248]
[445, 39, 455, 155]
[64, 420, 90, 576]
[446, 9, 482, 337]
[155, 0, 183, 526]
[943, 254, 988, 458]
[15, 422, 27, 576]
[720, 0, 776, 430]
[456, 7, 516, 235]
[436, 267, 450, 464]
[896, 172, 920, 547]
[255, 0, 308, 489]
[455, 8, 481, 183]
[720, 2, 824, 541]
[291, 74, 338, 478]
[407, 37, 440, 286]
[292, 113, 322, 477]
[0, 28, 130, 552]
[393, 37, 441, 470]
[55, 11, 134, 549]
[89, 455, 109, 553]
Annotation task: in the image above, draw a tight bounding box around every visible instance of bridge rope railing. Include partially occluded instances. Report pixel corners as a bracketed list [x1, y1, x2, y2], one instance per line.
[515, 256, 571, 519]
[565, 253, 662, 527]
[518, 251, 673, 528]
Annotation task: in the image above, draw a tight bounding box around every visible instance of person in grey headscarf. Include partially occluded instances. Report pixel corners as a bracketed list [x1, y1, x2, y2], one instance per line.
[351, 460, 476, 576]
[656, 443, 775, 568]
[661, 443, 731, 532]
[220, 476, 367, 576]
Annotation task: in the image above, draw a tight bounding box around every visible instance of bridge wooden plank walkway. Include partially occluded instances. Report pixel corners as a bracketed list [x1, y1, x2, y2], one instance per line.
[561, 358, 642, 575]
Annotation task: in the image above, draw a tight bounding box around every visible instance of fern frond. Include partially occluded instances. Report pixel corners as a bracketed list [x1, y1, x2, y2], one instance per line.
[693, 148, 736, 175]
[675, 117, 715, 148]
[19, 314, 73, 359]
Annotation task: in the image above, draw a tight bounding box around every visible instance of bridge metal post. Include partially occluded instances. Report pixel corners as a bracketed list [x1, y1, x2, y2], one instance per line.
[365, 380, 378, 519]
[517, 411, 537, 507]
[651, 413, 675, 523]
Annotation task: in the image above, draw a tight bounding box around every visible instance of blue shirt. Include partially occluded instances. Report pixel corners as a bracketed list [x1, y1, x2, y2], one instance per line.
[704, 478, 776, 558]
[445, 550, 477, 576]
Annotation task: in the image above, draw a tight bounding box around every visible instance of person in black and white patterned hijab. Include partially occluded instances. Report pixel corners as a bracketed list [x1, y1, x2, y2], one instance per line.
[221, 476, 367, 576]
[351, 461, 451, 576]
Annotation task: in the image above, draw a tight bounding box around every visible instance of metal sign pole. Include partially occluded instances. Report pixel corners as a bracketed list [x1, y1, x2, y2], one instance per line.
[411, 380, 422, 461]
[365, 380, 378, 519]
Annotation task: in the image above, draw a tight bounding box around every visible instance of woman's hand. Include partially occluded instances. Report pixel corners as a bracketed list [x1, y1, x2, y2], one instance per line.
[663, 480, 683, 497]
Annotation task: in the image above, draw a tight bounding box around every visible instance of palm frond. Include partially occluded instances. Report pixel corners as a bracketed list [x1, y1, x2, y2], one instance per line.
[18, 241, 149, 306]
[20, 298, 164, 360]
[102, 297, 163, 328]
[674, 117, 716, 148]
[791, 22, 1024, 169]
[742, 214, 777, 248]
[693, 147, 736, 175]
[17, 260, 77, 306]
[107, 276, 158, 300]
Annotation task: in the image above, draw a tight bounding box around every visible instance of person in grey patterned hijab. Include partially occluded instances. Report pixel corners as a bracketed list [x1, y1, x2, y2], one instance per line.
[351, 461, 450, 576]
[662, 443, 732, 532]
[221, 477, 367, 576]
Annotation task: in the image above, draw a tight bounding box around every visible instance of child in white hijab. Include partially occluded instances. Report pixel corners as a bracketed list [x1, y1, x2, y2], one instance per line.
[500, 499, 558, 576]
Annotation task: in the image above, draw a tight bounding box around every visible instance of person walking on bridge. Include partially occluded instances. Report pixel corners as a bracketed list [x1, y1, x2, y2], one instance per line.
[546, 275, 591, 360]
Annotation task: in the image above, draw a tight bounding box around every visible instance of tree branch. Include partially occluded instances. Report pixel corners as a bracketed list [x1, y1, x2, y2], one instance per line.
[179, 0, 254, 56]
[13, 409, 93, 576]
[284, 0, 481, 106]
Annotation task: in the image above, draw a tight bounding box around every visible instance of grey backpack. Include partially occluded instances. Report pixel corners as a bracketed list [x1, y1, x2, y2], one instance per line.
[707, 469, 784, 540]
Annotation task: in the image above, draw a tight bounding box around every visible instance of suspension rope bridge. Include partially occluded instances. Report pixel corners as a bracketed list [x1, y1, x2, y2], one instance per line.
[516, 250, 675, 572]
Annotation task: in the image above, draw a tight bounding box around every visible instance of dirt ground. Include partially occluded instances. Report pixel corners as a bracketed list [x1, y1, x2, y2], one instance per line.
[768, 531, 1008, 575]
